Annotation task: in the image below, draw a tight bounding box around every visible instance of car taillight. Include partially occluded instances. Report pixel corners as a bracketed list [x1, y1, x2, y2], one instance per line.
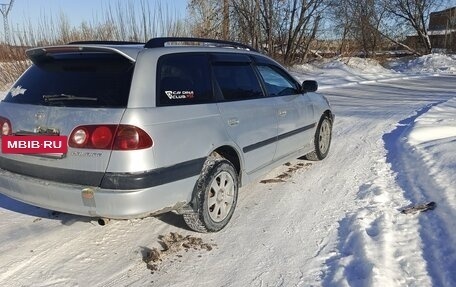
[72, 128, 89, 147]
[69, 125, 152, 150]
[91, 126, 113, 149]
[0, 116, 12, 136]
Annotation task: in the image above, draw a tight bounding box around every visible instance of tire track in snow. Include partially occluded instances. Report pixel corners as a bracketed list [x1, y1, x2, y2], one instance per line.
[322, 140, 431, 286]
[320, 83, 455, 286]
[384, 100, 456, 287]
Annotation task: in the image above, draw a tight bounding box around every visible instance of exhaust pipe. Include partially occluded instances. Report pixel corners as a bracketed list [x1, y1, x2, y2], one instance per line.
[97, 218, 110, 226]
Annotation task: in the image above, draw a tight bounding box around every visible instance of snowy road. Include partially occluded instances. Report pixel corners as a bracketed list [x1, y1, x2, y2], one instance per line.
[0, 76, 455, 286]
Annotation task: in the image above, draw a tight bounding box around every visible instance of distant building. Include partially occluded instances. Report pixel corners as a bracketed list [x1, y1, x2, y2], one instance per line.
[428, 6, 456, 52]
[406, 6, 456, 53]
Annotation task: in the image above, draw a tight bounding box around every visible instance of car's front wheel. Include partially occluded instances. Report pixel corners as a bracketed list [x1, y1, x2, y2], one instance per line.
[305, 114, 332, 161]
[183, 156, 238, 233]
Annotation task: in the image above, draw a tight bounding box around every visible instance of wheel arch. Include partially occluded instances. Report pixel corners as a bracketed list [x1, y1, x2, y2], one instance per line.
[323, 109, 334, 124]
[211, 145, 242, 181]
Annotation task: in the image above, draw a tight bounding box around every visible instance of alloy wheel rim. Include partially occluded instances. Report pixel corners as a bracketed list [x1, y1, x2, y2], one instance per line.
[319, 120, 331, 154]
[207, 171, 235, 222]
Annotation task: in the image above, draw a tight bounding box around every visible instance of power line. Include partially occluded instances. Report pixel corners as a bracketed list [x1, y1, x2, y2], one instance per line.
[0, 0, 15, 43]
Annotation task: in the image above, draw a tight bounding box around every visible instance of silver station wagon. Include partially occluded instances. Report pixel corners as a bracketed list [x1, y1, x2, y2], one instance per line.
[0, 38, 334, 232]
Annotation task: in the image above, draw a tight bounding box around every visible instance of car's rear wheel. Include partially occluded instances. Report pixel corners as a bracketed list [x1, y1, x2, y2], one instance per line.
[183, 156, 238, 233]
[305, 114, 332, 161]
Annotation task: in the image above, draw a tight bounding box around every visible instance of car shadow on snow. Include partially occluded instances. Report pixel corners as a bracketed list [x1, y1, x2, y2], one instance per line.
[156, 212, 193, 231]
[0, 194, 94, 225]
[0, 193, 195, 229]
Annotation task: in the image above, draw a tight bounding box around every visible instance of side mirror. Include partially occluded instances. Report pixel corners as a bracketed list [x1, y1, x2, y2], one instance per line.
[302, 80, 318, 93]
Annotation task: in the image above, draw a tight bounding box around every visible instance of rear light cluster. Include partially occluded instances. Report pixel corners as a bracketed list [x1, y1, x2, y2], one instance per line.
[69, 125, 153, 150]
[0, 116, 12, 136]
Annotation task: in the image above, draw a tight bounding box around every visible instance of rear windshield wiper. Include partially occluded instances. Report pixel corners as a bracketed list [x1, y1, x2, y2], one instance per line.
[43, 94, 98, 102]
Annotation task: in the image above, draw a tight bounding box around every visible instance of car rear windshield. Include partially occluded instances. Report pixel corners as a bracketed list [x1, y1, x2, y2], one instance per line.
[3, 53, 134, 108]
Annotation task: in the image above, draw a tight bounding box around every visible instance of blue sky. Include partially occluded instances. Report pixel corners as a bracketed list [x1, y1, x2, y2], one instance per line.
[4, 0, 188, 35]
[2, 0, 455, 40]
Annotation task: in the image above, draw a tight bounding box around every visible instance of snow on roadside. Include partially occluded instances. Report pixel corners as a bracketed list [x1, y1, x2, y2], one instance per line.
[389, 54, 456, 75]
[405, 98, 456, 286]
[408, 98, 456, 146]
[295, 55, 456, 286]
[321, 94, 432, 287]
[292, 54, 456, 90]
[291, 57, 399, 89]
[406, 98, 456, 212]
[394, 98, 456, 286]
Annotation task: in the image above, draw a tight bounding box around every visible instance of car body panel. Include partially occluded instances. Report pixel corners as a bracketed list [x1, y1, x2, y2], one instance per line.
[0, 166, 198, 218]
[109, 104, 226, 173]
[0, 40, 333, 219]
[274, 93, 315, 162]
[216, 98, 278, 174]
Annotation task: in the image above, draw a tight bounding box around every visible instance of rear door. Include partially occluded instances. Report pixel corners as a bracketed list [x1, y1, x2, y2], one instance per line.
[212, 53, 278, 174]
[0, 49, 134, 186]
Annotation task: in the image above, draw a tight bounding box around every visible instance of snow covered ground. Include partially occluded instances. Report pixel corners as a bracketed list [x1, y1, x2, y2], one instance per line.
[0, 54, 455, 286]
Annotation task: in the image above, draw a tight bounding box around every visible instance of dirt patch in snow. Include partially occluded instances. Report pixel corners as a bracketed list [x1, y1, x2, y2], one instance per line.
[260, 161, 312, 184]
[142, 232, 216, 273]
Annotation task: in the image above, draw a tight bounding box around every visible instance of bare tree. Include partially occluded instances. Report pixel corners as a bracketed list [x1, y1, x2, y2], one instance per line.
[383, 0, 437, 54]
[231, 0, 263, 49]
[331, 0, 387, 57]
[188, 0, 330, 64]
[188, 0, 222, 38]
[280, 0, 327, 63]
[230, 0, 329, 64]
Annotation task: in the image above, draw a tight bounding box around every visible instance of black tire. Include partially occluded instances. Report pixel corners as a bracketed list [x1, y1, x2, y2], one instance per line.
[183, 157, 238, 233]
[305, 114, 332, 161]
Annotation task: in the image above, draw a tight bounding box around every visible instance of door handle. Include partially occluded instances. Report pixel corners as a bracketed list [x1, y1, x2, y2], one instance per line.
[278, 110, 287, 117]
[228, 118, 240, 126]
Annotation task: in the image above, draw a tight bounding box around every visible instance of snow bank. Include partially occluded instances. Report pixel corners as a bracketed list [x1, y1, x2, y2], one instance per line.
[408, 97, 456, 144]
[399, 98, 456, 285]
[406, 97, 456, 194]
[291, 57, 398, 89]
[389, 54, 456, 74]
[293, 54, 456, 90]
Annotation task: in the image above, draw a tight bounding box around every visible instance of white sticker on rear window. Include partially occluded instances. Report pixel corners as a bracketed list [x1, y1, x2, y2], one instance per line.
[165, 90, 194, 100]
[10, 85, 27, 97]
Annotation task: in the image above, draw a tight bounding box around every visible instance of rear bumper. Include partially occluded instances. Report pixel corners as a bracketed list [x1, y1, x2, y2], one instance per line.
[0, 167, 197, 219]
[0, 156, 205, 190]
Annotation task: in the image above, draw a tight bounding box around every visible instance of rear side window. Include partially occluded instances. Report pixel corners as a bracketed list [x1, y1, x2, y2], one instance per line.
[157, 53, 212, 106]
[4, 53, 134, 108]
[212, 63, 264, 101]
[257, 65, 300, 97]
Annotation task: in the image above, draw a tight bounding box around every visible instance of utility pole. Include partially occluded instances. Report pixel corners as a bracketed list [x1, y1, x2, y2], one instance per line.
[0, 0, 15, 43]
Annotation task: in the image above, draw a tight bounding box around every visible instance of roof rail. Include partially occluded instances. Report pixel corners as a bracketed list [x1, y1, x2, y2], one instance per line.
[68, 40, 144, 45]
[144, 37, 258, 52]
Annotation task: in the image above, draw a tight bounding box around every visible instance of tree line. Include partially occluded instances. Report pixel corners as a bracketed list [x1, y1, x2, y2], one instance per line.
[188, 0, 450, 65]
[0, 0, 450, 88]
